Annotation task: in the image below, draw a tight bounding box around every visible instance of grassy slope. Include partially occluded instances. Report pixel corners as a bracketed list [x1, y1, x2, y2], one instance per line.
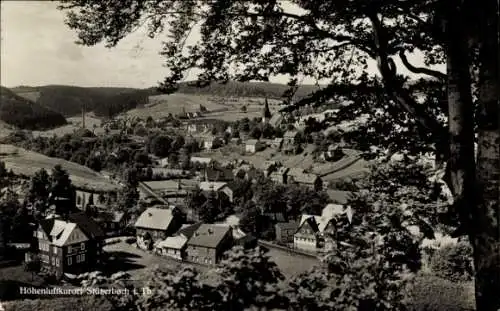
[0, 144, 119, 192]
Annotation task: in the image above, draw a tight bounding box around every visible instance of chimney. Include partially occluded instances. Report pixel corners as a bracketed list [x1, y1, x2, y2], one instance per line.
[208, 228, 213, 235]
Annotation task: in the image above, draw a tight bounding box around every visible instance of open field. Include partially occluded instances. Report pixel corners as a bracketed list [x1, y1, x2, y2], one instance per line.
[32, 115, 105, 138]
[0, 144, 119, 192]
[127, 93, 283, 121]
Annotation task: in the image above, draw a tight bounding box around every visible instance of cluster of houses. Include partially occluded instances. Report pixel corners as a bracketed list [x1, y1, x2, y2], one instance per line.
[134, 207, 254, 265]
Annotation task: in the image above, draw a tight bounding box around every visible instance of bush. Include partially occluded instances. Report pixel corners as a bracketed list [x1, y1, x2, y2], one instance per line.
[407, 274, 475, 311]
[429, 241, 474, 282]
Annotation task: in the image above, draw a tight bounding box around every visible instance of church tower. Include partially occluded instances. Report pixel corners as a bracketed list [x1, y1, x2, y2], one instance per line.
[262, 98, 272, 124]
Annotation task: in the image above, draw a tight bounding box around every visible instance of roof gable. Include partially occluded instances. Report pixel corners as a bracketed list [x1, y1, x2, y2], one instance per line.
[187, 224, 231, 248]
[135, 207, 175, 231]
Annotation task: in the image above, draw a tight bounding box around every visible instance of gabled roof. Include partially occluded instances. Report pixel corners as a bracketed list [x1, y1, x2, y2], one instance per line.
[187, 224, 231, 248]
[287, 167, 305, 177]
[275, 221, 299, 231]
[204, 167, 234, 181]
[156, 235, 188, 250]
[297, 204, 352, 234]
[135, 207, 175, 231]
[293, 173, 320, 185]
[199, 181, 228, 192]
[39, 217, 90, 247]
[271, 167, 289, 176]
[177, 222, 203, 239]
[67, 212, 105, 239]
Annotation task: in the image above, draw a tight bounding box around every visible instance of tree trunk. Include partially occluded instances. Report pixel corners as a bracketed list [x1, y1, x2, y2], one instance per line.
[443, 4, 477, 239]
[473, 1, 500, 310]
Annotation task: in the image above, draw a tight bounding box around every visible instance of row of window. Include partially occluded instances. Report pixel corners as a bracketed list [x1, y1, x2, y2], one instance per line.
[67, 254, 86, 266]
[190, 256, 212, 264]
[68, 243, 85, 254]
[295, 237, 316, 243]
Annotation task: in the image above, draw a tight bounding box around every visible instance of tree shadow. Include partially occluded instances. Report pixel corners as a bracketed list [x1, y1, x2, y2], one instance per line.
[104, 251, 145, 275]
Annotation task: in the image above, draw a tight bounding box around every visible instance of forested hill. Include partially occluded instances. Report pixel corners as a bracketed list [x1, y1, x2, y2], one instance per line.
[11, 85, 150, 118]
[0, 86, 67, 130]
[11, 81, 321, 118]
[172, 80, 321, 99]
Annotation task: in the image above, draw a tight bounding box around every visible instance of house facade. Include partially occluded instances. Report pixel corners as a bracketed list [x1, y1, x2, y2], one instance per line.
[275, 221, 299, 244]
[185, 224, 233, 265]
[135, 207, 183, 250]
[33, 213, 105, 278]
[283, 131, 298, 145]
[293, 204, 352, 252]
[289, 173, 323, 191]
[270, 167, 289, 184]
[245, 139, 266, 154]
[155, 223, 202, 260]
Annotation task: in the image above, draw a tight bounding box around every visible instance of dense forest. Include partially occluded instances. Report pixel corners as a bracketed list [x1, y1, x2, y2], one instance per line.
[12, 85, 150, 118]
[10, 81, 320, 118]
[0, 86, 67, 130]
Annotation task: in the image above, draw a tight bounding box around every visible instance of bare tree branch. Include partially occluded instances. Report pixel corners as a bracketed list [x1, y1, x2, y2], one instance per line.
[399, 50, 447, 80]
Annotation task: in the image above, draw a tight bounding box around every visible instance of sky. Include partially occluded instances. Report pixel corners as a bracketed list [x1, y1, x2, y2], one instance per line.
[0, 1, 444, 89]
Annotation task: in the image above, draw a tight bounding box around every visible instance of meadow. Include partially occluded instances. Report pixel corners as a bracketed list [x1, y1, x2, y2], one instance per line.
[0, 144, 119, 192]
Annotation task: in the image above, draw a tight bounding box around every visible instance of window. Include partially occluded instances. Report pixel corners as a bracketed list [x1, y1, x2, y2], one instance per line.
[77, 196, 81, 205]
[67, 246, 72, 254]
[55, 259, 60, 267]
[81, 243, 85, 251]
[68, 256, 72, 266]
[51, 257, 55, 265]
[53, 246, 58, 255]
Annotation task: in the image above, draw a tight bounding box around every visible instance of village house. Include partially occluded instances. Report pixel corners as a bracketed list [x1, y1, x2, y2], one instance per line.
[203, 167, 235, 182]
[294, 204, 353, 252]
[245, 139, 266, 154]
[159, 157, 169, 167]
[262, 161, 279, 177]
[135, 207, 183, 250]
[32, 212, 105, 279]
[185, 224, 233, 265]
[271, 137, 284, 149]
[187, 123, 208, 134]
[283, 130, 299, 145]
[75, 186, 118, 211]
[204, 136, 224, 150]
[139, 180, 197, 200]
[289, 173, 323, 191]
[92, 210, 126, 236]
[155, 223, 202, 261]
[270, 167, 290, 184]
[199, 181, 234, 203]
[275, 221, 299, 245]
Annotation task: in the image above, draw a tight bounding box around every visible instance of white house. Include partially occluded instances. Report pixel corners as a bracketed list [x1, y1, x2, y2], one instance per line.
[245, 139, 266, 153]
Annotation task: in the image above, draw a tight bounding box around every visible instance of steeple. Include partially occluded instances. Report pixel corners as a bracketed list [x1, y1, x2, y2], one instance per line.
[262, 98, 271, 123]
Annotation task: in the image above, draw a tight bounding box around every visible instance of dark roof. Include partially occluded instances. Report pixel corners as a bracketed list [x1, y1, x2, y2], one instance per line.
[39, 218, 55, 237]
[275, 221, 299, 231]
[178, 222, 203, 239]
[187, 224, 232, 248]
[95, 210, 125, 223]
[204, 167, 234, 181]
[67, 212, 106, 239]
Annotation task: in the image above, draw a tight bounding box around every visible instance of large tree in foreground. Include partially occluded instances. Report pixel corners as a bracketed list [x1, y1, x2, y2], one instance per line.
[58, 1, 499, 310]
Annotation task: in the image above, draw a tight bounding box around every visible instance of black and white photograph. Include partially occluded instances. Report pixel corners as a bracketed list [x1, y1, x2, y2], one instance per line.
[0, 1, 499, 310]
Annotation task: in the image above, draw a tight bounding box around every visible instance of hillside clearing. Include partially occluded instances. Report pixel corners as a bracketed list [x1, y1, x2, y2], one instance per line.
[0, 144, 119, 192]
